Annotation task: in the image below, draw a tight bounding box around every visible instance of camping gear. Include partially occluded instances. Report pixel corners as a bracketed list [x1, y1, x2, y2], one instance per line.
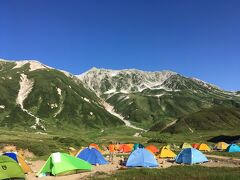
[157, 146, 176, 158]
[133, 143, 144, 150]
[197, 143, 211, 152]
[180, 143, 192, 149]
[145, 145, 159, 154]
[214, 142, 229, 150]
[89, 143, 100, 150]
[126, 148, 158, 167]
[68, 147, 78, 156]
[120, 144, 132, 153]
[175, 148, 208, 165]
[77, 147, 108, 165]
[3, 152, 32, 173]
[37, 152, 92, 176]
[226, 144, 240, 152]
[192, 143, 199, 149]
[0, 155, 25, 180]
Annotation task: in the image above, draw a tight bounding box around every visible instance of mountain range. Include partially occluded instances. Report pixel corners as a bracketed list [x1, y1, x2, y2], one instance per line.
[0, 58, 240, 133]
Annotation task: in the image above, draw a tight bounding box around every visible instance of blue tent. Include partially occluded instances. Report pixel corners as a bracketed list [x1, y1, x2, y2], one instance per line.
[3, 152, 18, 163]
[126, 148, 158, 167]
[226, 144, 240, 152]
[175, 148, 208, 165]
[77, 147, 108, 165]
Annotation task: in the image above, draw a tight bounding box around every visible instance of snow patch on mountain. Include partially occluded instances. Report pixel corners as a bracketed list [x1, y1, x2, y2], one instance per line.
[57, 88, 62, 96]
[16, 74, 46, 130]
[16, 74, 34, 108]
[102, 101, 146, 131]
[13, 60, 52, 71]
[191, 77, 221, 91]
[78, 67, 177, 96]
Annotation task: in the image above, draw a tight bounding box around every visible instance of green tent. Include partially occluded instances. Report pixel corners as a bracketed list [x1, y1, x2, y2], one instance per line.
[0, 155, 25, 180]
[133, 143, 144, 151]
[37, 152, 92, 176]
[181, 143, 192, 149]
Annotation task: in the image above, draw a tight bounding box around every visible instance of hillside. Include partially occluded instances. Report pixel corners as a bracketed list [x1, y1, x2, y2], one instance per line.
[79, 68, 240, 129]
[1, 59, 240, 132]
[152, 106, 240, 133]
[0, 59, 123, 131]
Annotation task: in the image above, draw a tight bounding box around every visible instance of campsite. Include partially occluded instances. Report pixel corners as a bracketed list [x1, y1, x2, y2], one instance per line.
[1, 127, 240, 180]
[1, 0, 240, 179]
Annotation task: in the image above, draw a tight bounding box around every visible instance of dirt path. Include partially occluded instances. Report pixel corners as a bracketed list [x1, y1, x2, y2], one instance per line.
[205, 154, 240, 162]
[160, 119, 177, 132]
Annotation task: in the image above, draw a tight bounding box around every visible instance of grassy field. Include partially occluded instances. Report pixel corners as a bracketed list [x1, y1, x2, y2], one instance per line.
[0, 126, 239, 160]
[94, 166, 240, 180]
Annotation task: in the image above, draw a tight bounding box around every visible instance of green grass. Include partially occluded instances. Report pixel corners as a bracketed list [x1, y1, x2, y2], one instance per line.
[94, 166, 240, 180]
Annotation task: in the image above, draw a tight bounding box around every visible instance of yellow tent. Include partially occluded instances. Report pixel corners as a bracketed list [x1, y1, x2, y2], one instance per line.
[197, 143, 211, 152]
[17, 155, 33, 174]
[157, 146, 176, 158]
[181, 143, 192, 149]
[214, 142, 229, 150]
[68, 147, 78, 157]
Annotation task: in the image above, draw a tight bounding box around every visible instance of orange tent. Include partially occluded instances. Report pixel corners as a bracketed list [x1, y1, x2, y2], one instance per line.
[192, 143, 199, 149]
[126, 144, 134, 151]
[120, 144, 132, 153]
[145, 145, 159, 154]
[89, 143, 100, 150]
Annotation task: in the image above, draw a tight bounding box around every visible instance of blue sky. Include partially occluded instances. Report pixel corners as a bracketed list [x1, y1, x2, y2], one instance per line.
[0, 0, 239, 90]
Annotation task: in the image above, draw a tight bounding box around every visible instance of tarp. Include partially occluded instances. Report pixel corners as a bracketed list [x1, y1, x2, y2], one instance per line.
[126, 148, 158, 167]
[226, 144, 240, 152]
[77, 147, 108, 165]
[0, 155, 25, 179]
[175, 148, 208, 164]
[37, 152, 92, 176]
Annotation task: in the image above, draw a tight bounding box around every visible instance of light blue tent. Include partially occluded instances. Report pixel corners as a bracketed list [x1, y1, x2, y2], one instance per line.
[226, 144, 240, 152]
[126, 148, 158, 167]
[77, 147, 108, 165]
[175, 148, 208, 164]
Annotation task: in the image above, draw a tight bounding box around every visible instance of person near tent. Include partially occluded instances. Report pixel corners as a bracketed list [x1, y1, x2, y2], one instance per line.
[108, 143, 115, 164]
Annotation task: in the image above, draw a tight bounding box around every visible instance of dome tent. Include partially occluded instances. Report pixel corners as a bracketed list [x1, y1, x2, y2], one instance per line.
[37, 152, 92, 176]
[77, 147, 108, 165]
[226, 144, 240, 152]
[214, 142, 229, 150]
[145, 145, 159, 154]
[126, 148, 158, 167]
[176, 148, 208, 165]
[157, 146, 176, 158]
[0, 155, 25, 180]
[3, 152, 32, 173]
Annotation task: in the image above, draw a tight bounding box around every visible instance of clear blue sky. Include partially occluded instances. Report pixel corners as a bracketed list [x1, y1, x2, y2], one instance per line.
[1, 0, 240, 90]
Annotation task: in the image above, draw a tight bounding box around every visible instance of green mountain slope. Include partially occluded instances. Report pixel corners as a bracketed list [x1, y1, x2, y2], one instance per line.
[79, 69, 240, 129]
[152, 106, 240, 133]
[0, 60, 123, 131]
